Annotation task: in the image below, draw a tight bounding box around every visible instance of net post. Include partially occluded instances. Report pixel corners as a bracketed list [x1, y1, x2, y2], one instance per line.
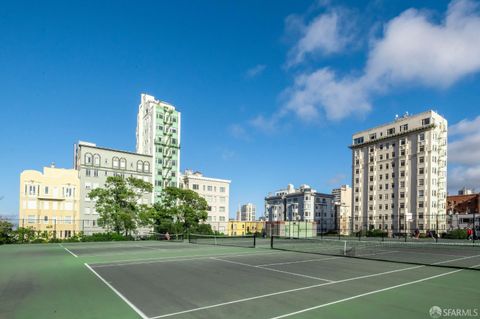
[343, 240, 347, 256]
[405, 231, 407, 243]
[270, 234, 273, 249]
[253, 233, 256, 248]
[473, 211, 476, 246]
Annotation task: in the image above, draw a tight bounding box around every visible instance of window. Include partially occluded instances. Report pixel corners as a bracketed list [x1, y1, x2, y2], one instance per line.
[419, 156, 424, 163]
[112, 157, 119, 168]
[419, 133, 425, 141]
[419, 168, 424, 174]
[207, 186, 213, 191]
[94, 169, 99, 177]
[86, 169, 91, 177]
[219, 207, 226, 213]
[400, 124, 408, 131]
[220, 187, 225, 193]
[192, 184, 199, 190]
[93, 154, 101, 166]
[387, 128, 395, 135]
[354, 137, 364, 145]
[137, 161, 143, 172]
[44, 186, 49, 195]
[120, 158, 126, 169]
[401, 160, 405, 167]
[144, 162, 150, 172]
[419, 179, 424, 186]
[85, 153, 93, 165]
[422, 118, 430, 126]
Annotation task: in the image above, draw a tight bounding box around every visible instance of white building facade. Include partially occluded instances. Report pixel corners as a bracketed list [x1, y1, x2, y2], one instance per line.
[350, 110, 448, 235]
[180, 170, 230, 234]
[265, 184, 335, 232]
[238, 203, 256, 221]
[136, 93, 181, 203]
[74, 141, 153, 234]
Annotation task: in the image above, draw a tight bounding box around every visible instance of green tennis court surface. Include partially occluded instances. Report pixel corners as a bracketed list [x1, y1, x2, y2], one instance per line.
[1, 238, 479, 319]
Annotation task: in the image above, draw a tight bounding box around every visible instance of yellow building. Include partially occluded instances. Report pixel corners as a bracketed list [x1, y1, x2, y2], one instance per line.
[227, 220, 265, 236]
[19, 164, 80, 239]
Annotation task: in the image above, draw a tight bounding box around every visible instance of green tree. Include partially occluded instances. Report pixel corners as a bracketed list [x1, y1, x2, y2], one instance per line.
[0, 219, 15, 244]
[142, 187, 208, 234]
[88, 176, 153, 236]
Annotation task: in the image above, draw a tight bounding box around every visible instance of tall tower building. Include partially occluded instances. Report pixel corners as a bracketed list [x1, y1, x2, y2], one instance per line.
[136, 94, 181, 202]
[350, 110, 447, 235]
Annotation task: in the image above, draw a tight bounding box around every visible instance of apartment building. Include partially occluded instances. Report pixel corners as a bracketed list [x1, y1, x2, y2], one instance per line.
[19, 164, 80, 238]
[227, 220, 264, 236]
[265, 184, 335, 232]
[73, 141, 153, 234]
[180, 170, 230, 233]
[136, 93, 181, 203]
[237, 203, 256, 221]
[350, 110, 448, 234]
[332, 185, 352, 235]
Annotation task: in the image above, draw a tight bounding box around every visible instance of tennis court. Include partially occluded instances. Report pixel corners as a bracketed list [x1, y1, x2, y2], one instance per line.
[1, 235, 479, 319]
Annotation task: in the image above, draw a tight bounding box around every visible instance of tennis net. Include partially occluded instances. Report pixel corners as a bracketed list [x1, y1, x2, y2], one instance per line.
[189, 234, 256, 248]
[149, 232, 185, 242]
[271, 236, 480, 270]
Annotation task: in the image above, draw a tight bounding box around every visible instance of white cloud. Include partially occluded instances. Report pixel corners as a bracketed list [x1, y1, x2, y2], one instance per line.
[285, 68, 371, 121]
[448, 115, 480, 192]
[221, 149, 235, 161]
[287, 8, 354, 66]
[449, 115, 480, 135]
[327, 173, 347, 186]
[245, 64, 266, 78]
[280, 0, 480, 124]
[448, 165, 480, 193]
[229, 124, 250, 141]
[366, 0, 480, 88]
[249, 114, 281, 133]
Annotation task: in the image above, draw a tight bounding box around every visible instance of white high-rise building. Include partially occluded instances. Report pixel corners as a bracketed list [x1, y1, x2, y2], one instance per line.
[350, 110, 448, 235]
[136, 93, 181, 203]
[239, 203, 256, 221]
[180, 170, 230, 234]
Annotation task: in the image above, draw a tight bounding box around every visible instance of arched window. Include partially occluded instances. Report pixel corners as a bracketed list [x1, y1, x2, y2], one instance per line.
[93, 154, 101, 166]
[143, 162, 150, 172]
[137, 160, 143, 172]
[85, 153, 93, 165]
[120, 158, 127, 170]
[112, 157, 119, 168]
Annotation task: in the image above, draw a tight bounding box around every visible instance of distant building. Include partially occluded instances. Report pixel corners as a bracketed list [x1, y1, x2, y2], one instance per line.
[227, 220, 264, 236]
[265, 184, 335, 233]
[238, 203, 256, 221]
[136, 93, 181, 203]
[332, 185, 352, 235]
[446, 193, 479, 215]
[458, 187, 475, 195]
[73, 141, 153, 235]
[19, 164, 80, 239]
[350, 110, 448, 234]
[180, 170, 230, 234]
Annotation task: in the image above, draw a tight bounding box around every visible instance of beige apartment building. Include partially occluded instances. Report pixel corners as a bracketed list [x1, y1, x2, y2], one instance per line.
[332, 185, 352, 235]
[350, 110, 448, 235]
[180, 170, 230, 234]
[236, 203, 256, 221]
[19, 164, 80, 239]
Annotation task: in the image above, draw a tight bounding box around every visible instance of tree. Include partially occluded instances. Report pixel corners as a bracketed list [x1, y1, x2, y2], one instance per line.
[0, 219, 15, 244]
[88, 176, 153, 236]
[142, 187, 208, 234]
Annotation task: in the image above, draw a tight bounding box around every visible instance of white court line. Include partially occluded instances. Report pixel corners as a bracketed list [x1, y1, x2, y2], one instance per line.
[59, 243, 78, 258]
[257, 257, 342, 267]
[84, 263, 149, 319]
[90, 250, 286, 268]
[211, 257, 333, 282]
[148, 265, 423, 319]
[268, 268, 464, 319]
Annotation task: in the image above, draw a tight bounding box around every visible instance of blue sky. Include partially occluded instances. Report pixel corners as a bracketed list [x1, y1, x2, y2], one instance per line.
[1, 0, 480, 219]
